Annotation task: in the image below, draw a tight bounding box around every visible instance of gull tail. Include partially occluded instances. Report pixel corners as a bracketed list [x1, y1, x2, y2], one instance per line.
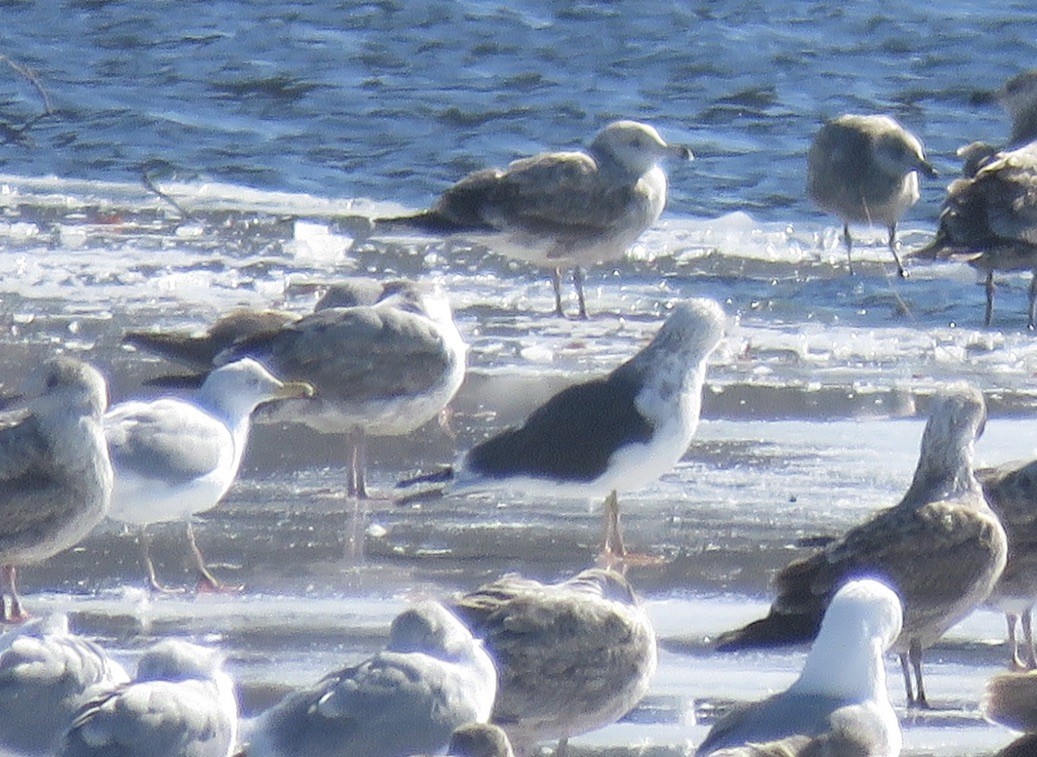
[123, 331, 217, 368]
[397, 466, 455, 488]
[713, 609, 822, 651]
[374, 210, 491, 237]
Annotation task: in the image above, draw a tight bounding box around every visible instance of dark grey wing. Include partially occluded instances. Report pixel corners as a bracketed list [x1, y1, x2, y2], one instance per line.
[465, 363, 651, 482]
[698, 693, 848, 755]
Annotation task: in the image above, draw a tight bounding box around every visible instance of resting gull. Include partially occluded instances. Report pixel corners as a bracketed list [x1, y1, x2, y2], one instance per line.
[400, 298, 723, 562]
[56, 638, 237, 757]
[373, 120, 692, 318]
[241, 601, 497, 757]
[0, 356, 113, 622]
[916, 71, 1037, 328]
[715, 386, 1007, 708]
[105, 358, 313, 591]
[0, 613, 129, 756]
[699, 578, 903, 757]
[451, 568, 656, 757]
[216, 279, 466, 499]
[976, 458, 1037, 669]
[807, 113, 936, 277]
[445, 723, 515, 757]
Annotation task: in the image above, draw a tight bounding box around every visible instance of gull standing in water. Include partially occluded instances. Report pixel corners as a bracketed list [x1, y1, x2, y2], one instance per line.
[916, 72, 1037, 329]
[699, 579, 903, 756]
[241, 601, 497, 757]
[0, 613, 129, 756]
[105, 358, 313, 592]
[715, 387, 1007, 708]
[57, 639, 237, 757]
[218, 280, 466, 500]
[373, 120, 692, 318]
[0, 356, 113, 622]
[400, 298, 724, 562]
[807, 113, 937, 277]
[451, 568, 656, 757]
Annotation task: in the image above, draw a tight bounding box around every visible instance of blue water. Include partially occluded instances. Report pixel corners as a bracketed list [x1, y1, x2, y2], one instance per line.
[0, 0, 1032, 222]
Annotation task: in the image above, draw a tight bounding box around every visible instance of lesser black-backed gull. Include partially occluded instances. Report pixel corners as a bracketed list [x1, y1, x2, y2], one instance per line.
[715, 387, 1006, 708]
[700, 579, 902, 756]
[374, 120, 692, 318]
[105, 358, 313, 592]
[807, 114, 936, 277]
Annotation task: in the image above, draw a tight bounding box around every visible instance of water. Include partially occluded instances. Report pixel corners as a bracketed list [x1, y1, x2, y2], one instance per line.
[2, 1, 1037, 754]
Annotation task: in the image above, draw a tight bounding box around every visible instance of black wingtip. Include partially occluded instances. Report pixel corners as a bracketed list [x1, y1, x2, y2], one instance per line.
[713, 611, 820, 652]
[141, 372, 207, 390]
[396, 466, 455, 489]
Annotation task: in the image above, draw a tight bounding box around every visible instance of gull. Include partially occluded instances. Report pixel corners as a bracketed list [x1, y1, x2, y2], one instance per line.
[373, 120, 692, 318]
[0, 613, 129, 756]
[984, 668, 1037, 738]
[977, 458, 1037, 669]
[698, 578, 903, 757]
[916, 71, 1037, 328]
[714, 387, 1007, 708]
[399, 298, 724, 562]
[242, 601, 497, 757]
[445, 724, 515, 757]
[807, 113, 936, 277]
[56, 639, 237, 757]
[105, 358, 313, 592]
[0, 356, 113, 622]
[451, 568, 656, 757]
[218, 279, 466, 499]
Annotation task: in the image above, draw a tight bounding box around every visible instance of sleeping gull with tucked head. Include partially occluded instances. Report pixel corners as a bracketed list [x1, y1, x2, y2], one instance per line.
[0, 356, 113, 622]
[0, 613, 129, 756]
[373, 120, 692, 318]
[715, 386, 1007, 708]
[105, 358, 313, 592]
[241, 601, 497, 757]
[807, 113, 936, 277]
[451, 568, 656, 757]
[399, 298, 724, 562]
[699, 578, 903, 756]
[56, 638, 237, 757]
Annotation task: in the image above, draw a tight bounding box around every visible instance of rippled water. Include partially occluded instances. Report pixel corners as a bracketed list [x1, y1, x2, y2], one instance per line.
[2, 1, 1037, 754]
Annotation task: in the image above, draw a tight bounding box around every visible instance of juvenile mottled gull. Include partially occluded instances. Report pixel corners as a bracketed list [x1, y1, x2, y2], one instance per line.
[977, 458, 1037, 669]
[984, 668, 1037, 741]
[451, 568, 656, 757]
[699, 579, 903, 757]
[218, 280, 466, 499]
[446, 723, 515, 757]
[399, 298, 724, 562]
[0, 613, 129, 756]
[715, 387, 1007, 708]
[807, 113, 936, 277]
[242, 601, 497, 757]
[0, 356, 113, 622]
[57, 639, 237, 757]
[374, 120, 692, 318]
[105, 358, 313, 591]
[916, 71, 1037, 328]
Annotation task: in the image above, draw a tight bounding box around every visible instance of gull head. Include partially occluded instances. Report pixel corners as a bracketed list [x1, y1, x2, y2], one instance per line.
[380, 279, 457, 329]
[135, 639, 224, 683]
[590, 120, 693, 176]
[869, 117, 937, 180]
[25, 356, 109, 420]
[647, 298, 726, 363]
[386, 601, 479, 661]
[821, 578, 903, 653]
[200, 357, 314, 418]
[999, 70, 1037, 137]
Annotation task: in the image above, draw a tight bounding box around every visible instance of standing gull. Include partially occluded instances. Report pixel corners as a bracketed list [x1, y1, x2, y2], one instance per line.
[976, 458, 1037, 669]
[451, 568, 656, 757]
[807, 113, 936, 277]
[715, 387, 1007, 708]
[241, 601, 497, 757]
[218, 279, 466, 499]
[399, 298, 724, 562]
[699, 579, 903, 756]
[0, 356, 113, 622]
[105, 358, 313, 592]
[916, 72, 1037, 329]
[0, 613, 129, 756]
[57, 639, 238, 757]
[373, 120, 692, 318]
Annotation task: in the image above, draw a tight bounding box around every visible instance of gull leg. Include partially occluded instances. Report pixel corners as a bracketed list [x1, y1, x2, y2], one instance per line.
[139, 526, 183, 594]
[985, 270, 995, 328]
[1024, 609, 1037, 669]
[908, 638, 929, 709]
[899, 652, 915, 705]
[354, 429, 369, 500]
[843, 223, 855, 276]
[555, 737, 569, 757]
[1028, 273, 1037, 330]
[887, 224, 907, 278]
[600, 490, 625, 560]
[1, 565, 28, 623]
[187, 521, 241, 593]
[1008, 613, 1026, 670]
[551, 268, 565, 317]
[572, 267, 588, 320]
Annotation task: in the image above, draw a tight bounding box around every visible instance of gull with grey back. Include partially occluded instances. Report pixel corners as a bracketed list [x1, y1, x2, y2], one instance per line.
[372, 120, 692, 318]
[715, 387, 1006, 708]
